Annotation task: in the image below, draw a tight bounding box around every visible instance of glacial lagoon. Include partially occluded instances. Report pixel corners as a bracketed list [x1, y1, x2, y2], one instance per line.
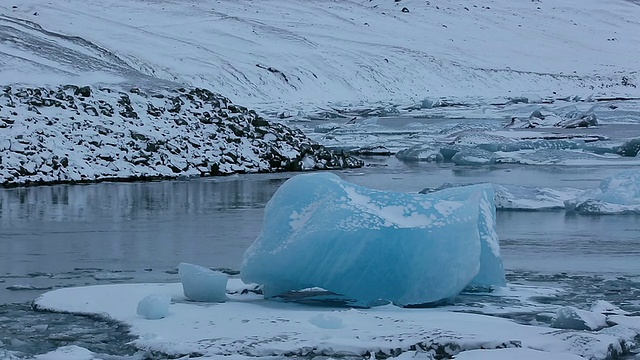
[1, 158, 640, 358]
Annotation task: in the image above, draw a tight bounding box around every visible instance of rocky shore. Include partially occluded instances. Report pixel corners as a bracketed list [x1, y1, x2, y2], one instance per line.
[0, 85, 362, 187]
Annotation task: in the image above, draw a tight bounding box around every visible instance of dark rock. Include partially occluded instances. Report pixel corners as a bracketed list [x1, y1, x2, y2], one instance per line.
[616, 138, 640, 157]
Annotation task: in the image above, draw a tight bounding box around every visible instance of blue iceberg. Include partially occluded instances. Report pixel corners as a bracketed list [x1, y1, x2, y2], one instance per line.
[241, 173, 504, 307]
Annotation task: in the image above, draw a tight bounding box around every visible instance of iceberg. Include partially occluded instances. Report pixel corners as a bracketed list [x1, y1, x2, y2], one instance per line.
[565, 170, 640, 214]
[241, 173, 504, 307]
[179, 262, 228, 302]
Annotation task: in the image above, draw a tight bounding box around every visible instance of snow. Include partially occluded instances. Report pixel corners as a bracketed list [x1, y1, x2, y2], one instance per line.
[33, 346, 95, 360]
[3, 0, 640, 109]
[241, 173, 503, 306]
[136, 294, 171, 320]
[178, 262, 228, 303]
[33, 280, 640, 359]
[453, 348, 586, 360]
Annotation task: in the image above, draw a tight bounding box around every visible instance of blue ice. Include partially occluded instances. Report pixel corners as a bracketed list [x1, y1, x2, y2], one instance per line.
[179, 262, 228, 302]
[136, 294, 171, 320]
[566, 170, 640, 214]
[241, 173, 504, 307]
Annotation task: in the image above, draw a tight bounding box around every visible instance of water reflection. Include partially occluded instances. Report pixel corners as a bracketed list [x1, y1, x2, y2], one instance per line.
[0, 175, 289, 304]
[0, 176, 287, 223]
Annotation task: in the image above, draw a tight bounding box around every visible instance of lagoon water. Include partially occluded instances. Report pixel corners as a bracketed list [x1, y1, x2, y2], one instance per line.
[1, 159, 640, 358]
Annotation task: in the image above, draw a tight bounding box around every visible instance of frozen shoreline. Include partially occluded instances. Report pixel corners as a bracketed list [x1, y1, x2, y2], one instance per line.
[32, 280, 640, 360]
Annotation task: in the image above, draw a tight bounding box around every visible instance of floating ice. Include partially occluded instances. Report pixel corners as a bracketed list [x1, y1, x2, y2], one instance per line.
[452, 148, 496, 165]
[179, 262, 228, 302]
[136, 294, 171, 320]
[550, 306, 608, 331]
[565, 170, 640, 214]
[395, 144, 443, 162]
[424, 183, 586, 211]
[241, 173, 503, 306]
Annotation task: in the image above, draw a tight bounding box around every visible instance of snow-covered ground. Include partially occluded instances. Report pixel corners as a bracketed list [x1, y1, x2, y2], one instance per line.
[32, 280, 640, 360]
[2, 0, 640, 110]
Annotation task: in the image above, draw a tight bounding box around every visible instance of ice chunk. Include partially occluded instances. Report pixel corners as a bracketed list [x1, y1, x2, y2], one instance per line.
[429, 185, 505, 287]
[179, 262, 228, 302]
[241, 173, 503, 306]
[565, 170, 640, 214]
[550, 306, 608, 331]
[136, 294, 171, 320]
[451, 148, 496, 165]
[309, 313, 343, 329]
[590, 300, 629, 316]
[395, 144, 443, 162]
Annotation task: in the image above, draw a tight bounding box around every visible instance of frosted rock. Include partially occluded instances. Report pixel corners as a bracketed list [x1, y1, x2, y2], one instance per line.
[616, 138, 640, 157]
[136, 294, 171, 320]
[241, 173, 503, 306]
[550, 306, 608, 331]
[179, 262, 228, 302]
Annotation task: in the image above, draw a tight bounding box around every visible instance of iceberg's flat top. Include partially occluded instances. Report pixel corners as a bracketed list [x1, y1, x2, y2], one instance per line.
[33, 280, 640, 359]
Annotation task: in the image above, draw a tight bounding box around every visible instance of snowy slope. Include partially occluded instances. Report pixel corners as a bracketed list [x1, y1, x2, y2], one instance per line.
[2, 0, 640, 109]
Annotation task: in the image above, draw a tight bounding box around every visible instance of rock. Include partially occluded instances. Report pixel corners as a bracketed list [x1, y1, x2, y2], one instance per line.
[0, 85, 362, 187]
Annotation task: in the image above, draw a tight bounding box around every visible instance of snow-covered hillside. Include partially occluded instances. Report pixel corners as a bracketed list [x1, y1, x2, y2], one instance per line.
[0, 85, 361, 186]
[2, 0, 640, 109]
